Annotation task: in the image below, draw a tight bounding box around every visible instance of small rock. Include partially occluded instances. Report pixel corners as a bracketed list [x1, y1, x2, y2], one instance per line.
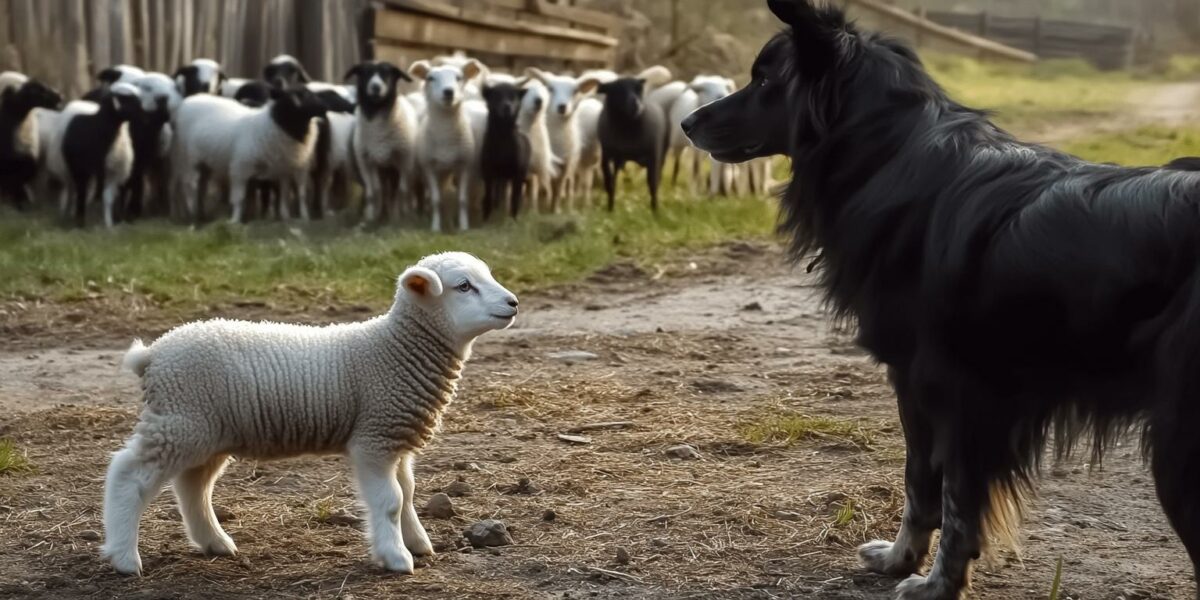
[506, 478, 541, 495]
[542, 509, 557, 522]
[691, 379, 744, 394]
[650, 538, 668, 548]
[424, 493, 457, 519]
[77, 530, 101, 542]
[443, 480, 472, 497]
[463, 519, 514, 548]
[665, 444, 700, 460]
[1050, 466, 1069, 478]
[214, 505, 237, 522]
[487, 547, 503, 556]
[452, 461, 478, 471]
[614, 547, 631, 565]
[547, 350, 600, 362]
[742, 302, 763, 312]
[324, 511, 362, 527]
[656, 327, 665, 333]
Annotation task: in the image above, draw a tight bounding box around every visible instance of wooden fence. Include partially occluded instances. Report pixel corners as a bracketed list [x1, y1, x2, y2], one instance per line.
[0, 0, 370, 98]
[925, 10, 1135, 70]
[843, 0, 1036, 65]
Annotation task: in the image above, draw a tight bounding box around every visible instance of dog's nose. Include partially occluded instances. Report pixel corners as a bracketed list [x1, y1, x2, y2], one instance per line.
[681, 112, 698, 136]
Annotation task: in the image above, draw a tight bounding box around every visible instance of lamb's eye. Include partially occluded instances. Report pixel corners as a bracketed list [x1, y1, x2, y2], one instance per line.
[456, 281, 473, 293]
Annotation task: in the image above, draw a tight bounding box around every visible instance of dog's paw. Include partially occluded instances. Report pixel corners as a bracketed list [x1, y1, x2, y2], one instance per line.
[859, 540, 919, 578]
[895, 574, 962, 600]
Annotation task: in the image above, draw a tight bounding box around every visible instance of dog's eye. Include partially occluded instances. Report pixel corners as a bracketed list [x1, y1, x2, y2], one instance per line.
[758, 77, 769, 88]
[456, 281, 473, 293]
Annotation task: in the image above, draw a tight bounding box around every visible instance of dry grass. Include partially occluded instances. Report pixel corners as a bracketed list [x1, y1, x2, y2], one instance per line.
[739, 413, 875, 449]
[0, 439, 34, 475]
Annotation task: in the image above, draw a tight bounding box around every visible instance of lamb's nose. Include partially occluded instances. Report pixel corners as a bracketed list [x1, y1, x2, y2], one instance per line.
[507, 298, 519, 309]
[557, 104, 567, 115]
[443, 89, 454, 101]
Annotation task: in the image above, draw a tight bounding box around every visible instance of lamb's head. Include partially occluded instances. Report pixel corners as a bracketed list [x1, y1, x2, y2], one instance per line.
[132, 73, 183, 114]
[690, 75, 737, 106]
[1, 79, 62, 115]
[594, 77, 647, 121]
[519, 79, 548, 122]
[264, 54, 311, 90]
[345, 61, 410, 109]
[526, 68, 594, 119]
[482, 83, 525, 124]
[395, 252, 519, 344]
[104, 83, 144, 121]
[268, 87, 327, 142]
[410, 60, 483, 110]
[173, 59, 224, 97]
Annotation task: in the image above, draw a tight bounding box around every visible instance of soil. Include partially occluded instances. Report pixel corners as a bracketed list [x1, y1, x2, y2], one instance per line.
[0, 242, 1193, 599]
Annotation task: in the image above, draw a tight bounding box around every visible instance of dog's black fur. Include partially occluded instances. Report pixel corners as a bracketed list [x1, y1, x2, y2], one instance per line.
[687, 1, 1200, 597]
[595, 77, 667, 213]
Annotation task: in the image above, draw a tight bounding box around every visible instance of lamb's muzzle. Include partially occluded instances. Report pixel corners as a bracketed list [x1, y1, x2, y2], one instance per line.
[101, 252, 516, 576]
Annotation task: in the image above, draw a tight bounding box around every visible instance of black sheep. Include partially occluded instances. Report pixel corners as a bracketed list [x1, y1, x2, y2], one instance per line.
[62, 85, 141, 227]
[594, 77, 668, 213]
[479, 83, 532, 221]
[0, 79, 62, 209]
[121, 96, 172, 221]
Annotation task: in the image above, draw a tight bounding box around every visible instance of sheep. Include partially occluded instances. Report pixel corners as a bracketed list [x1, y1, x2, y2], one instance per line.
[574, 97, 605, 203]
[174, 88, 326, 224]
[345, 61, 418, 223]
[590, 77, 669, 213]
[524, 68, 591, 212]
[309, 110, 357, 219]
[48, 83, 140, 227]
[231, 81, 271, 108]
[264, 54, 356, 112]
[0, 76, 62, 209]
[174, 59, 224, 97]
[665, 76, 739, 195]
[479, 83, 531, 221]
[516, 79, 559, 210]
[409, 59, 485, 232]
[101, 252, 519, 576]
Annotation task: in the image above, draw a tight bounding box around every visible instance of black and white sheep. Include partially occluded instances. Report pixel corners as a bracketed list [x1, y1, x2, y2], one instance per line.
[591, 77, 669, 213]
[345, 61, 418, 223]
[0, 75, 62, 209]
[479, 83, 531, 221]
[101, 252, 519, 575]
[174, 88, 327, 224]
[174, 59, 224, 97]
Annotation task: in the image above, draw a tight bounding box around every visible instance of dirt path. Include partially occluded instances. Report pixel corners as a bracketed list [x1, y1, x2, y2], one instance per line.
[0, 244, 1192, 599]
[1032, 81, 1200, 145]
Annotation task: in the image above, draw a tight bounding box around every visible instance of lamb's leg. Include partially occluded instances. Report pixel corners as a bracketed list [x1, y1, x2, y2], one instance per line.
[647, 157, 661, 213]
[361, 166, 381, 223]
[601, 157, 616, 212]
[174, 453, 237, 557]
[709, 155, 722, 197]
[457, 166, 471, 232]
[510, 177, 524, 220]
[228, 180, 247, 225]
[294, 179, 310, 222]
[102, 183, 119, 229]
[350, 448, 413, 574]
[398, 454, 434, 556]
[101, 436, 174, 575]
[426, 169, 442, 233]
[482, 178, 495, 222]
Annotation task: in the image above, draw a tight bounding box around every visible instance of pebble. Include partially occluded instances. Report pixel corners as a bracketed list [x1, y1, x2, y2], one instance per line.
[443, 479, 472, 497]
[542, 509, 557, 522]
[463, 519, 514, 548]
[77, 530, 101, 542]
[614, 547, 631, 565]
[665, 444, 701, 460]
[772, 510, 804, 521]
[547, 350, 600, 362]
[424, 493, 457, 519]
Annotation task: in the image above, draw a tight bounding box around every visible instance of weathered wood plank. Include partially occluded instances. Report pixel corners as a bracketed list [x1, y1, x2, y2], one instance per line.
[375, 9, 614, 64]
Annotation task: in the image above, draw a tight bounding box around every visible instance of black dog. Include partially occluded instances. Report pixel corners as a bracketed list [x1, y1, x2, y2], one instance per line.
[687, 1, 1200, 598]
[480, 83, 531, 221]
[592, 77, 667, 213]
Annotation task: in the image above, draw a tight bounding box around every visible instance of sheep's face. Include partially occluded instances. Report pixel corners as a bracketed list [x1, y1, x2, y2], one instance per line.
[173, 60, 224, 97]
[107, 83, 144, 121]
[597, 78, 647, 121]
[412, 60, 483, 110]
[133, 74, 182, 114]
[528, 69, 587, 119]
[482, 83, 525, 123]
[264, 55, 311, 90]
[345, 61, 410, 109]
[3, 80, 62, 114]
[398, 252, 519, 343]
[519, 82, 548, 120]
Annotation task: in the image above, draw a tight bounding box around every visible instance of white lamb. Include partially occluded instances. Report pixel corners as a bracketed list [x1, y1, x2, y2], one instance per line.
[517, 79, 560, 210]
[173, 88, 325, 223]
[667, 76, 739, 195]
[409, 59, 485, 232]
[525, 68, 594, 212]
[101, 252, 519, 576]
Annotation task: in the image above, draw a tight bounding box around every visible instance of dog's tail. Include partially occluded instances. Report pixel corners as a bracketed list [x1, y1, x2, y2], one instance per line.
[121, 339, 152, 378]
[982, 479, 1030, 561]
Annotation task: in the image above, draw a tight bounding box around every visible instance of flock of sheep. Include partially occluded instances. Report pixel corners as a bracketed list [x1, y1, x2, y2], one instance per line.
[0, 54, 773, 231]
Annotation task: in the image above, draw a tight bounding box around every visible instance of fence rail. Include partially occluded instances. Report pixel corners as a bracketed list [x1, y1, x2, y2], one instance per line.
[925, 10, 1135, 70]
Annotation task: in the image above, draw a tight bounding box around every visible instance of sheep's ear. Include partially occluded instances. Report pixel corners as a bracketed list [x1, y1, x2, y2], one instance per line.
[525, 67, 551, 85]
[343, 64, 363, 83]
[400, 267, 443, 299]
[578, 77, 602, 95]
[391, 64, 413, 82]
[97, 67, 122, 85]
[636, 65, 672, 87]
[462, 59, 485, 82]
[408, 60, 431, 80]
[296, 65, 312, 83]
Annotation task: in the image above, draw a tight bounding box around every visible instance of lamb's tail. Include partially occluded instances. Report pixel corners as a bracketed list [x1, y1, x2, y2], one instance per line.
[121, 339, 152, 377]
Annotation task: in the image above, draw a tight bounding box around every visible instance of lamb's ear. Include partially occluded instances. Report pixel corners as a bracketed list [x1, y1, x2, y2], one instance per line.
[392, 65, 413, 82]
[399, 267, 444, 300]
[462, 59, 485, 82]
[409, 60, 431, 80]
[343, 64, 363, 83]
[97, 68, 122, 85]
[525, 67, 551, 85]
[577, 77, 602, 95]
[296, 64, 312, 84]
[636, 65, 672, 87]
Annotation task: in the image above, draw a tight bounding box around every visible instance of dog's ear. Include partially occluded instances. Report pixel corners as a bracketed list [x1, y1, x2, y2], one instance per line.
[769, 0, 846, 73]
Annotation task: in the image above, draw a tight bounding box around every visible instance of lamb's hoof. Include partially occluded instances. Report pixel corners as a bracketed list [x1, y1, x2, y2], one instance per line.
[895, 574, 961, 600]
[201, 536, 238, 557]
[103, 547, 143, 576]
[405, 537, 435, 557]
[374, 547, 415, 574]
[859, 540, 919, 578]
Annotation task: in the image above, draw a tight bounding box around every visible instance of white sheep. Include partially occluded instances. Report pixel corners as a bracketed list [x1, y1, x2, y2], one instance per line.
[346, 61, 419, 223]
[173, 88, 325, 223]
[524, 68, 594, 212]
[517, 79, 560, 211]
[312, 110, 357, 219]
[574, 97, 605, 203]
[0, 71, 28, 101]
[409, 59, 485, 232]
[174, 59, 222, 96]
[667, 76, 739, 195]
[101, 252, 519, 576]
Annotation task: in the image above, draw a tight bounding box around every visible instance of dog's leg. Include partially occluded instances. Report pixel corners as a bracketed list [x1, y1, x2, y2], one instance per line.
[860, 369, 941, 578]
[1150, 414, 1200, 599]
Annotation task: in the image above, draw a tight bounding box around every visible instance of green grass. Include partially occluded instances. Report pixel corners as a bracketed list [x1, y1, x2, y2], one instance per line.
[925, 54, 1144, 134]
[1061, 125, 1200, 166]
[0, 440, 34, 475]
[740, 413, 874, 448]
[1049, 556, 1064, 600]
[0, 191, 777, 312]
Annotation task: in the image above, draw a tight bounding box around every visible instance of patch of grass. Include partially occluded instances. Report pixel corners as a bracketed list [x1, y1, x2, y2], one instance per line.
[832, 499, 856, 528]
[0, 439, 34, 475]
[312, 497, 334, 523]
[1060, 125, 1200, 166]
[0, 192, 776, 312]
[740, 413, 873, 448]
[1049, 556, 1064, 600]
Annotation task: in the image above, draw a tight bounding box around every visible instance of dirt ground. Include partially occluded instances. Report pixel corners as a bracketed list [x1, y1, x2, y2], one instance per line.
[0, 242, 1193, 599]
